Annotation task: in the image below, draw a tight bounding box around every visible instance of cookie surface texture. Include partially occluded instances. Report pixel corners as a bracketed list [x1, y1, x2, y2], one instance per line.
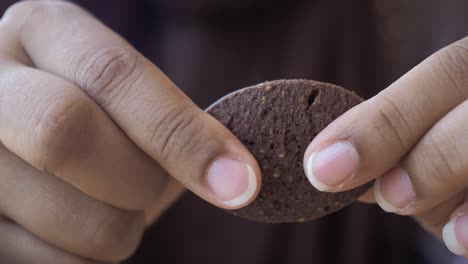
[206, 79, 371, 223]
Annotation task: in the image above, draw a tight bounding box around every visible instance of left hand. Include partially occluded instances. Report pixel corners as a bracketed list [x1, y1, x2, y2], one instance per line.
[303, 36, 468, 257]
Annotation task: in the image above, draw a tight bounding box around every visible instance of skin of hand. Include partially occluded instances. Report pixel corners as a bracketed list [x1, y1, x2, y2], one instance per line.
[303, 34, 468, 257]
[0, 1, 261, 263]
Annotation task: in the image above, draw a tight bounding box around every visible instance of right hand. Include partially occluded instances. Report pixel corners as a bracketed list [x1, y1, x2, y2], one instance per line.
[0, 1, 261, 263]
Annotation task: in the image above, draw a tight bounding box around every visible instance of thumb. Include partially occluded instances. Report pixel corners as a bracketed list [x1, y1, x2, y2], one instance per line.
[146, 99, 261, 209]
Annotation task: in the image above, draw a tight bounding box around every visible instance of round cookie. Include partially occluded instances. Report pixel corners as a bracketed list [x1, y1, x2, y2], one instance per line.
[206, 79, 372, 223]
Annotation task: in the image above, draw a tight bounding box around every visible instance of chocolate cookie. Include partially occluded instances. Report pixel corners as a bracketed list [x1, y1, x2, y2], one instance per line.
[206, 79, 371, 223]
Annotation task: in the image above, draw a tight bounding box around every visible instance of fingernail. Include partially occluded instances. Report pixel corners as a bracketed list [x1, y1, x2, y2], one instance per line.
[206, 157, 257, 207]
[374, 167, 415, 213]
[306, 141, 359, 191]
[443, 215, 468, 256]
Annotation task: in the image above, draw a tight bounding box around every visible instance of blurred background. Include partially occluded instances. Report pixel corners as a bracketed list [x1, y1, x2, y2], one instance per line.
[1, 0, 468, 263]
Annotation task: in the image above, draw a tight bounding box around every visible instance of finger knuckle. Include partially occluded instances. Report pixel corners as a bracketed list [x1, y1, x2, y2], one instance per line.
[4, 0, 80, 22]
[74, 46, 142, 106]
[4, 0, 53, 15]
[422, 131, 461, 187]
[82, 206, 144, 262]
[145, 104, 204, 162]
[33, 96, 95, 173]
[435, 38, 468, 98]
[372, 95, 412, 149]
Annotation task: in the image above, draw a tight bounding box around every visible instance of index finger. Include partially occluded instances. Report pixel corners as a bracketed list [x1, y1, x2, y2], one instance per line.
[303, 36, 468, 192]
[4, 1, 260, 209]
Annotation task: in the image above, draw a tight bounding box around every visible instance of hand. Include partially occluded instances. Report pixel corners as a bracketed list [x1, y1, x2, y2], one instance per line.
[0, 1, 260, 263]
[304, 36, 468, 256]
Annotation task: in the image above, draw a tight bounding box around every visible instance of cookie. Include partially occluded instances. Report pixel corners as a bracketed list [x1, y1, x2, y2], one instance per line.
[206, 79, 371, 223]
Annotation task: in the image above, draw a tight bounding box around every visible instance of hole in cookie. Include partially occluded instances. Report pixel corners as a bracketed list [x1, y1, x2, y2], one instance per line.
[245, 140, 255, 146]
[308, 89, 320, 106]
[260, 108, 270, 118]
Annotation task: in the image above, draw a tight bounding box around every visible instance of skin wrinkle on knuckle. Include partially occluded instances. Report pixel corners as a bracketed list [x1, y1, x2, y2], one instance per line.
[146, 104, 202, 162]
[372, 95, 411, 150]
[33, 98, 94, 174]
[435, 43, 468, 99]
[73, 46, 142, 107]
[416, 132, 460, 192]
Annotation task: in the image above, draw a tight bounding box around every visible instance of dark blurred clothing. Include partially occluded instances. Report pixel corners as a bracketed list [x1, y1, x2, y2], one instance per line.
[1, 1, 468, 263]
